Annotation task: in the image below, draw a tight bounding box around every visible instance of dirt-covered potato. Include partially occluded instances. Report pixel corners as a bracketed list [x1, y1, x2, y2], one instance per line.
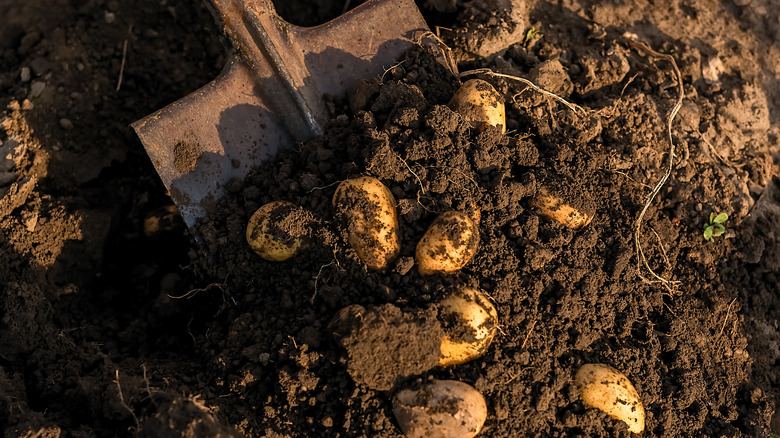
[416, 210, 479, 275]
[528, 177, 595, 229]
[448, 79, 506, 134]
[246, 201, 311, 261]
[333, 176, 400, 270]
[574, 363, 645, 434]
[393, 379, 487, 438]
[438, 287, 498, 367]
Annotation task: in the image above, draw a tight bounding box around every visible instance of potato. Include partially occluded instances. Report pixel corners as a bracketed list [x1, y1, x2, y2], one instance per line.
[448, 79, 506, 134]
[332, 176, 400, 270]
[246, 201, 309, 261]
[393, 379, 487, 438]
[438, 287, 498, 367]
[416, 211, 479, 275]
[528, 178, 595, 230]
[574, 363, 645, 434]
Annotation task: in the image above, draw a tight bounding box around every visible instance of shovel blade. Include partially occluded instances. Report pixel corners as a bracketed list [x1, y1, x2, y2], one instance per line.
[132, 0, 429, 231]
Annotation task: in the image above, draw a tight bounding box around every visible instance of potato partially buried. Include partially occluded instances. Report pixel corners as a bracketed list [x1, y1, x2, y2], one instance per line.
[416, 210, 479, 275]
[245, 201, 311, 261]
[438, 287, 498, 367]
[448, 79, 506, 134]
[574, 363, 645, 434]
[528, 177, 595, 230]
[393, 379, 487, 438]
[332, 176, 400, 270]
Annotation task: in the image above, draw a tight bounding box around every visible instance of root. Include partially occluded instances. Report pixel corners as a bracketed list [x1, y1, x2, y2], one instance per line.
[460, 68, 588, 116]
[392, 150, 426, 195]
[521, 319, 537, 349]
[719, 298, 738, 337]
[308, 180, 343, 193]
[115, 25, 132, 92]
[381, 61, 406, 84]
[650, 226, 671, 268]
[623, 34, 684, 292]
[114, 369, 141, 432]
[311, 258, 338, 304]
[141, 363, 156, 403]
[601, 168, 652, 190]
[415, 30, 459, 77]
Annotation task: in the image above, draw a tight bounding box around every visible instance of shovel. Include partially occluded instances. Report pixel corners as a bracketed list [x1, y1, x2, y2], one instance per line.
[132, 0, 430, 236]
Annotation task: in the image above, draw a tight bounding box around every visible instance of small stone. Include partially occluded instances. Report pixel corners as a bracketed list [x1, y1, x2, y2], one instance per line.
[20, 67, 31, 82]
[29, 81, 46, 98]
[29, 57, 51, 76]
[59, 118, 74, 130]
[104, 11, 116, 23]
[21, 100, 34, 111]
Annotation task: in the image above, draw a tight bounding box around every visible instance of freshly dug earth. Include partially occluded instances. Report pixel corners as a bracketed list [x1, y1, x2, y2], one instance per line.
[1, 0, 779, 437]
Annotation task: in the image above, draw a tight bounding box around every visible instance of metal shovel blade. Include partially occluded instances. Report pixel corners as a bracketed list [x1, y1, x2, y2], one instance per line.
[132, 0, 429, 231]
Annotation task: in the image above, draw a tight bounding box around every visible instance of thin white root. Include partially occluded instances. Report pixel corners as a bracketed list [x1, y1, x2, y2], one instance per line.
[460, 68, 588, 116]
[114, 369, 141, 431]
[624, 35, 684, 291]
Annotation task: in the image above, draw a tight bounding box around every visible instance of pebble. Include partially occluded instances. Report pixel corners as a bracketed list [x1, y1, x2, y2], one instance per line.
[29, 81, 46, 98]
[29, 57, 51, 76]
[20, 67, 31, 82]
[104, 11, 116, 23]
[59, 118, 74, 130]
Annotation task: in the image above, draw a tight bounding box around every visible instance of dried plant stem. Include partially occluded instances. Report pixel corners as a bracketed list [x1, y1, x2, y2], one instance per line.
[624, 35, 684, 290]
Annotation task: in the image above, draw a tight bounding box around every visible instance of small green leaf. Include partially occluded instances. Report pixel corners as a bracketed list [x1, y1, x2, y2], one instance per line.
[713, 212, 728, 224]
[709, 212, 716, 223]
[712, 224, 725, 237]
[703, 226, 713, 240]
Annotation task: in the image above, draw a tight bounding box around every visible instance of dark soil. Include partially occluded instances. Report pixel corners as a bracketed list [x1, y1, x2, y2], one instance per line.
[1, 0, 779, 437]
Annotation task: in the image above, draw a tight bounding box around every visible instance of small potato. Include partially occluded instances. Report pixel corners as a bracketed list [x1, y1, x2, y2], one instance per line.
[246, 201, 309, 261]
[393, 379, 487, 438]
[416, 211, 479, 275]
[333, 176, 400, 270]
[438, 287, 498, 367]
[574, 363, 645, 434]
[528, 178, 595, 230]
[448, 79, 506, 134]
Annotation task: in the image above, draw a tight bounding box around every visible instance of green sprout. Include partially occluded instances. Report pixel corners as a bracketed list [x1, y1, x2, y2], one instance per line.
[769, 434, 779, 438]
[523, 27, 541, 47]
[703, 212, 728, 242]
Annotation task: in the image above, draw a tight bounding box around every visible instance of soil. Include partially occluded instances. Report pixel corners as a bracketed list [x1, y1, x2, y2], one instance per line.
[1, 0, 779, 437]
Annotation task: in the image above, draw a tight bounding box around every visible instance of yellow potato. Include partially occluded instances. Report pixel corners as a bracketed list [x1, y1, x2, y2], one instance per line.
[393, 379, 487, 438]
[416, 210, 479, 275]
[438, 287, 498, 367]
[574, 363, 645, 434]
[246, 201, 308, 261]
[448, 79, 506, 134]
[332, 176, 400, 270]
[528, 182, 594, 230]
